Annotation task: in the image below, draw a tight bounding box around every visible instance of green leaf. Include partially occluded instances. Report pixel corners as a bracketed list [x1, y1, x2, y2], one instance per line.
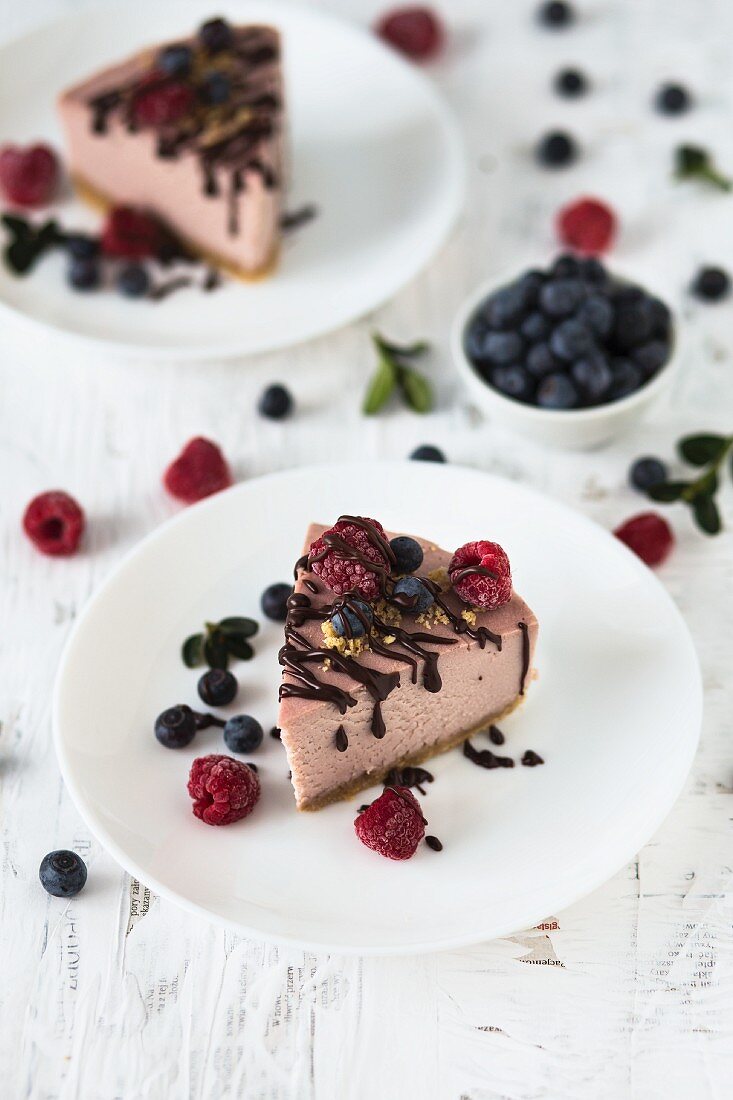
[398, 366, 434, 414]
[225, 634, 255, 661]
[373, 332, 429, 359]
[691, 494, 722, 535]
[647, 481, 691, 503]
[363, 356, 397, 415]
[181, 633, 205, 668]
[678, 433, 729, 466]
[691, 470, 719, 498]
[204, 633, 230, 669]
[217, 616, 259, 638]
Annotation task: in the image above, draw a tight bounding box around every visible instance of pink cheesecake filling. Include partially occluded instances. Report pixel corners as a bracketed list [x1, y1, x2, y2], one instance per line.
[278, 524, 539, 810]
[57, 25, 284, 276]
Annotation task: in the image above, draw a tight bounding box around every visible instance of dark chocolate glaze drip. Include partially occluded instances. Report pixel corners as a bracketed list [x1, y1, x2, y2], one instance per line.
[450, 564, 498, 583]
[383, 765, 434, 795]
[293, 554, 309, 580]
[149, 275, 192, 301]
[521, 750, 544, 767]
[425, 835, 443, 852]
[488, 725, 505, 746]
[303, 579, 318, 594]
[84, 25, 281, 235]
[518, 621, 530, 695]
[335, 725, 348, 752]
[463, 739, 514, 770]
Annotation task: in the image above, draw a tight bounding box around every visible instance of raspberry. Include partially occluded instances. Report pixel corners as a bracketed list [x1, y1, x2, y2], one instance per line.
[163, 437, 232, 503]
[309, 517, 389, 599]
[354, 787, 425, 860]
[375, 7, 445, 61]
[557, 197, 617, 255]
[0, 143, 59, 207]
[22, 491, 85, 556]
[101, 206, 165, 259]
[448, 541, 512, 609]
[133, 79, 195, 128]
[614, 512, 674, 567]
[188, 754, 260, 826]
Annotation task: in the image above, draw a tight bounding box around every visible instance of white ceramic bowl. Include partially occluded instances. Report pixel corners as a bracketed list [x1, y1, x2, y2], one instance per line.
[451, 271, 677, 450]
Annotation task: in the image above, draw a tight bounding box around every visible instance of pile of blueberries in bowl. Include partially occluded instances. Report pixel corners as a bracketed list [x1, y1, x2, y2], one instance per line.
[453, 254, 676, 448]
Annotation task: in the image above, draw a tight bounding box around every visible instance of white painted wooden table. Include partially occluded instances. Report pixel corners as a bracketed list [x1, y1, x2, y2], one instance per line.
[2, 0, 733, 1096]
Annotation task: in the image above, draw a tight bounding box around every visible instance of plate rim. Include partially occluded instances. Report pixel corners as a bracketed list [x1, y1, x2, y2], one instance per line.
[0, 0, 466, 361]
[52, 462, 703, 954]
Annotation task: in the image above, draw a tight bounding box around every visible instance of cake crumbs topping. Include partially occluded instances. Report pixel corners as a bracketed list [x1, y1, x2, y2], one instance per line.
[374, 598, 402, 627]
[416, 604, 450, 629]
[427, 566, 451, 591]
[461, 608, 478, 627]
[321, 620, 369, 657]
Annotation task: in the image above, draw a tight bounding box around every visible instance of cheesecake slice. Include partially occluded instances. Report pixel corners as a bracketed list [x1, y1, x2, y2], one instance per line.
[58, 18, 285, 277]
[278, 518, 539, 810]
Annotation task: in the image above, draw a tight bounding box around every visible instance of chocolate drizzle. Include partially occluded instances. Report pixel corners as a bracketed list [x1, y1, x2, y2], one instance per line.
[84, 24, 282, 236]
[335, 726, 348, 752]
[463, 739, 514, 770]
[518, 621, 530, 695]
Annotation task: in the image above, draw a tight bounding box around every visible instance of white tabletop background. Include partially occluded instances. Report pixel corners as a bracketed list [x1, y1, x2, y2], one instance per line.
[2, 0, 733, 1096]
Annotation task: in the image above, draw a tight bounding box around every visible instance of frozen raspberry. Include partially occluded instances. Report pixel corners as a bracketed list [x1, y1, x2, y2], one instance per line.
[133, 79, 195, 128]
[101, 206, 165, 259]
[309, 517, 389, 599]
[188, 754, 260, 826]
[614, 512, 674, 567]
[448, 540, 512, 609]
[0, 143, 59, 207]
[22, 491, 85, 556]
[375, 7, 445, 61]
[163, 437, 232, 504]
[354, 787, 425, 860]
[557, 197, 617, 255]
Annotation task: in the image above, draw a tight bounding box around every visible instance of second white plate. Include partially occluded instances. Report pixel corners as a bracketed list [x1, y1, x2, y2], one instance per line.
[54, 463, 702, 953]
[0, 0, 464, 358]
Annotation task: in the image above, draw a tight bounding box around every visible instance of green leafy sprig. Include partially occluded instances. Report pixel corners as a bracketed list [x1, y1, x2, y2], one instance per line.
[363, 333, 434, 415]
[182, 616, 259, 670]
[646, 433, 733, 535]
[2, 215, 65, 275]
[674, 145, 732, 193]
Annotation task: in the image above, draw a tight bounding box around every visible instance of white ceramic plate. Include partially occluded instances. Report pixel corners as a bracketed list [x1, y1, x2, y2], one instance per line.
[0, 1, 464, 359]
[53, 463, 702, 954]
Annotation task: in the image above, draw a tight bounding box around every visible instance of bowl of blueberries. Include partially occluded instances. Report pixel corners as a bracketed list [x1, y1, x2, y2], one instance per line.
[452, 254, 675, 448]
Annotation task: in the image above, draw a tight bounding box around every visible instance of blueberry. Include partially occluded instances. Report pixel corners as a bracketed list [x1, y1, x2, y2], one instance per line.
[535, 131, 577, 168]
[550, 318, 596, 361]
[521, 311, 550, 342]
[332, 599, 373, 638]
[632, 340, 670, 377]
[198, 668, 238, 707]
[609, 358, 644, 400]
[655, 83, 691, 116]
[201, 71, 231, 105]
[464, 316, 490, 361]
[483, 283, 530, 329]
[68, 257, 100, 291]
[551, 254, 582, 278]
[261, 582, 292, 622]
[612, 299, 655, 350]
[526, 342, 558, 377]
[536, 372, 580, 409]
[576, 294, 613, 339]
[155, 705, 197, 748]
[159, 44, 193, 77]
[117, 263, 150, 298]
[570, 352, 613, 403]
[223, 715, 263, 754]
[648, 297, 672, 337]
[39, 850, 87, 898]
[410, 445, 446, 462]
[537, 0, 574, 28]
[482, 330, 524, 364]
[630, 456, 668, 492]
[199, 17, 234, 53]
[258, 383, 293, 420]
[691, 266, 730, 302]
[579, 257, 608, 285]
[540, 278, 586, 317]
[491, 365, 535, 402]
[554, 68, 588, 97]
[389, 536, 424, 574]
[66, 234, 100, 260]
[393, 576, 434, 614]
